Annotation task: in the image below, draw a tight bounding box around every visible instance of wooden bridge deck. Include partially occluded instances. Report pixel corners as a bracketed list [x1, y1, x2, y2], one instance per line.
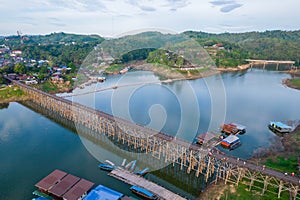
[109, 168, 186, 200]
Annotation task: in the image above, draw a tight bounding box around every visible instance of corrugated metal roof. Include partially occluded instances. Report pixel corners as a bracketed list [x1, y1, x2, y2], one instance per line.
[84, 185, 123, 200]
[49, 174, 80, 197]
[63, 179, 94, 200]
[222, 135, 239, 144]
[35, 169, 67, 191]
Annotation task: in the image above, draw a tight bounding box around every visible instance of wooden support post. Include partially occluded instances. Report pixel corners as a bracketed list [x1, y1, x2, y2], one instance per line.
[196, 156, 200, 177]
[187, 150, 193, 174]
[206, 156, 211, 182]
[236, 168, 243, 186]
[276, 63, 279, 71]
[262, 176, 269, 194]
[278, 180, 283, 198]
[225, 168, 230, 184]
[249, 176, 255, 191]
[293, 186, 298, 200]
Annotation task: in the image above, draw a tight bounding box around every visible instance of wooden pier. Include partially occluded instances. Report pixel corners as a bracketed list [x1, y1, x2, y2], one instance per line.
[109, 167, 186, 200]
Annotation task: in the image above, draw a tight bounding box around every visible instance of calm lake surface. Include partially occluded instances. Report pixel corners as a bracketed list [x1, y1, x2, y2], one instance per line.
[0, 69, 299, 199]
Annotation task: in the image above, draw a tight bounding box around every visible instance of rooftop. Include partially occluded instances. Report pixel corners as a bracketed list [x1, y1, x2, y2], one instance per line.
[84, 185, 123, 200]
[49, 174, 80, 197]
[35, 169, 67, 191]
[63, 178, 94, 200]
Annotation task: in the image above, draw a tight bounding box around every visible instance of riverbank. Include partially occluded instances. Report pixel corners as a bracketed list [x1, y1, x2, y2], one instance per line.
[0, 85, 29, 103]
[198, 124, 300, 200]
[283, 78, 300, 90]
[215, 64, 250, 72]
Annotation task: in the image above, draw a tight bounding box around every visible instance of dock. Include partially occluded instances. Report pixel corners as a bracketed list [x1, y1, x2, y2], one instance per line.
[109, 168, 186, 200]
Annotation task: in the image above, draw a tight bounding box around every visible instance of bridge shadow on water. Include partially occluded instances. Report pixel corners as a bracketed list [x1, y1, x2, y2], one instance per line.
[19, 100, 218, 199]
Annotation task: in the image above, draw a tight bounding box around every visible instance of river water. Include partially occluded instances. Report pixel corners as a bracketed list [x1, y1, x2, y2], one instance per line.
[0, 69, 299, 199]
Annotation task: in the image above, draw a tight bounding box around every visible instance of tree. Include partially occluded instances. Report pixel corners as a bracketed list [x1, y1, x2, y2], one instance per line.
[68, 62, 76, 73]
[0, 74, 4, 84]
[0, 66, 11, 73]
[13, 63, 27, 74]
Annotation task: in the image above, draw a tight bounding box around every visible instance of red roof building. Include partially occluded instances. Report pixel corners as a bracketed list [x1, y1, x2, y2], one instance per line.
[35, 169, 67, 193]
[34, 170, 94, 200]
[48, 174, 80, 198]
[63, 178, 94, 200]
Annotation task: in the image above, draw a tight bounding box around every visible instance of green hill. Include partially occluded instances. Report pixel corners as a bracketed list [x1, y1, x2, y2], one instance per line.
[184, 30, 300, 66]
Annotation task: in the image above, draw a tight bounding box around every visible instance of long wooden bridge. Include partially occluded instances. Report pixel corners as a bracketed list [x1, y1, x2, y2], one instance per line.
[5, 76, 300, 199]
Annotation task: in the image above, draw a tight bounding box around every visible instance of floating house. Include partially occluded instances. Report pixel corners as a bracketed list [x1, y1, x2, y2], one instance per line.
[194, 132, 217, 145]
[34, 169, 94, 200]
[221, 123, 246, 135]
[84, 185, 123, 200]
[220, 135, 241, 150]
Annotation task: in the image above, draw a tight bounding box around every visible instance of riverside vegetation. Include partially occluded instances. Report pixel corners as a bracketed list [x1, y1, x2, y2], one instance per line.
[1, 30, 300, 92]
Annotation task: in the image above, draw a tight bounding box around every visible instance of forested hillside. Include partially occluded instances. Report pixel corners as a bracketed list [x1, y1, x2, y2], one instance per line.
[184, 30, 300, 66]
[0, 32, 104, 66]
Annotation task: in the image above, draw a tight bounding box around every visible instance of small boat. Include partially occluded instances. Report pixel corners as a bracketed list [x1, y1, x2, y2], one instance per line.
[221, 123, 246, 135]
[136, 168, 149, 176]
[130, 186, 156, 199]
[97, 76, 106, 82]
[98, 163, 115, 171]
[268, 121, 292, 134]
[220, 135, 241, 150]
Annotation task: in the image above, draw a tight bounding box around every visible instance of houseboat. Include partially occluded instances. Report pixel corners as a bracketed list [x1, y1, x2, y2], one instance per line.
[194, 132, 217, 145]
[221, 123, 246, 135]
[220, 135, 241, 150]
[98, 163, 116, 171]
[268, 121, 292, 133]
[130, 186, 157, 200]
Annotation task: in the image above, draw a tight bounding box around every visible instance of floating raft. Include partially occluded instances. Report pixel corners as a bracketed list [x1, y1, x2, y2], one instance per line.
[109, 167, 186, 200]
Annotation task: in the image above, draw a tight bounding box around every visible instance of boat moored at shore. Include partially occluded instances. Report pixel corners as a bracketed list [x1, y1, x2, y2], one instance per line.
[98, 163, 116, 171]
[269, 121, 293, 134]
[130, 186, 157, 199]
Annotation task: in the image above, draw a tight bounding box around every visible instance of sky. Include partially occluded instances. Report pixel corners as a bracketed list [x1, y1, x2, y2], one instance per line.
[1, 0, 299, 37]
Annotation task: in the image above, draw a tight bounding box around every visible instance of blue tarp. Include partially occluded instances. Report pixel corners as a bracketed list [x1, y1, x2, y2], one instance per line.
[84, 185, 123, 200]
[130, 186, 155, 198]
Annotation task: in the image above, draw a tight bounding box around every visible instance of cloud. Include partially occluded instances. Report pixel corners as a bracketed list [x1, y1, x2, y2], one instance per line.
[139, 5, 156, 12]
[126, 0, 156, 12]
[210, 0, 235, 6]
[48, 17, 66, 27]
[210, 0, 243, 13]
[220, 3, 242, 13]
[165, 0, 190, 11]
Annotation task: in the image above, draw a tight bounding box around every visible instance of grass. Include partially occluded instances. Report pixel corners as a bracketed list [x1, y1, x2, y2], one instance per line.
[264, 156, 298, 173]
[38, 82, 59, 93]
[105, 64, 124, 72]
[289, 78, 300, 89]
[0, 85, 24, 101]
[218, 184, 289, 200]
[214, 129, 300, 200]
